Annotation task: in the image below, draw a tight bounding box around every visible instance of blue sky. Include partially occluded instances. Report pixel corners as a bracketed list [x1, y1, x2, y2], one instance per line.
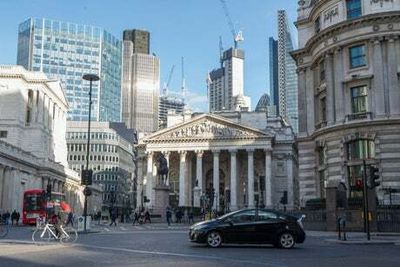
[0, 0, 298, 112]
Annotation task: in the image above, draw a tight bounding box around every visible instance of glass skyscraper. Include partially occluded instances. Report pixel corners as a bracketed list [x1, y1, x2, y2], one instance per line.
[277, 10, 298, 133]
[17, 18, 122, 122]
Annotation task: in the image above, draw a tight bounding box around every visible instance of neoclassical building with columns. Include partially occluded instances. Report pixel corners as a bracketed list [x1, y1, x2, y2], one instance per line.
[292, 0, 400, 203]
[0, 66, 101, 216]
[136, 111, 298, 213]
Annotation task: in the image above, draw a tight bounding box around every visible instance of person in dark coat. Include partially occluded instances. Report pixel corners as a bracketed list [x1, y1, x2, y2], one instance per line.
[132, 210, 139, 225]
[11, 210, 17, 225]
[16, 212, 20, 226]
[65, 211, 74, 227]
[144, 210, 151, 224]
[166, 207, 172, 226]
[109, 209, 117, 226]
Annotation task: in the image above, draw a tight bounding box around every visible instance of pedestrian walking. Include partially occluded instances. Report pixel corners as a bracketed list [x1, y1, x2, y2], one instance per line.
[4, 211, 10, 225]
[188, 211, 194, 224]
[132, 210, 139, 225]
[65, 211, 74, 227]
[15, 212, 20, 226]
[144, 210, 151, 224]
[166, 207, 172, 226]
[109, 209, 117, 227]
[11, 210, 17, 225]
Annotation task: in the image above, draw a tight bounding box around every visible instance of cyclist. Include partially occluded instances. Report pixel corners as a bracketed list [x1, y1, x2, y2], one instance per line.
[50, 213, 63, 237]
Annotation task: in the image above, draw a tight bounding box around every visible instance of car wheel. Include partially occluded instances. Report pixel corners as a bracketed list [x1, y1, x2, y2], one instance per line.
[278, 232, 295, 249]
[206, 231, 222, 248]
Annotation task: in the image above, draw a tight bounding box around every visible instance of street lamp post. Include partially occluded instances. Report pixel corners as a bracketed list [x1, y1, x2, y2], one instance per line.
[82, 73, 99, 232]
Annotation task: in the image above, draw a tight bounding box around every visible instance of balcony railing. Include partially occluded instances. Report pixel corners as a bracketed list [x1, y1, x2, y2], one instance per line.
[345, 112, 372, 122]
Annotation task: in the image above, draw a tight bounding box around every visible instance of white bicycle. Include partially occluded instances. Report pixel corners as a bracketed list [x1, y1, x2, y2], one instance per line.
[32, 222, 78, 245]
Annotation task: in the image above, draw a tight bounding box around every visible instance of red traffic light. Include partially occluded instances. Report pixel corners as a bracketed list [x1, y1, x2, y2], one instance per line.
[355, 179, 363, 189]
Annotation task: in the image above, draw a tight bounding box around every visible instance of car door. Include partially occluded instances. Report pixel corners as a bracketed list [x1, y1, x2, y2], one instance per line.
[255, 210, 284, 243]
[228, 210, 257, 243]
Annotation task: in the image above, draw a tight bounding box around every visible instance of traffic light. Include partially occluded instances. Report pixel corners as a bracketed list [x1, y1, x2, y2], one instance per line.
[355, 179, 363, 191]
[280, 191, 288, 205]
[369, 166, 380, 189]
[81, 169, 93, 186]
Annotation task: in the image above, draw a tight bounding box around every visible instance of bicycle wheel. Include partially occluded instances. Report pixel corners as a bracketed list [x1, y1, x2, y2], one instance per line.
[0, 224, 9, 238]
[60, 227, 78, 244]
[32, 228, 51, 245]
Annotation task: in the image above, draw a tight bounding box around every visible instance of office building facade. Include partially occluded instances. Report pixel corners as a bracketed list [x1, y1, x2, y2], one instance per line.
[17, 18, 122, 122]
[159, 95, 185, 129]
[293, 0, 400, 204]
[269, 37, 279, 109]
[207, 48, 250, 112]
[122, 29, 160, 133]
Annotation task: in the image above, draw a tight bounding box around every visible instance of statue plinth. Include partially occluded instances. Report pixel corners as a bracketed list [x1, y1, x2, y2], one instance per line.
[193, 186, 201, 208]
[153, 185, 170, 221]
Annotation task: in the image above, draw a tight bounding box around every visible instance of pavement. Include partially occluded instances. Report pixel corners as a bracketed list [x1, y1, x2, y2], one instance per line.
[1, 224, 400, 266]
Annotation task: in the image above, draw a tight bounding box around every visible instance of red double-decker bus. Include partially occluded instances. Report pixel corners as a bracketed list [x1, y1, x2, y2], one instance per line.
[22, 189, 71, 225]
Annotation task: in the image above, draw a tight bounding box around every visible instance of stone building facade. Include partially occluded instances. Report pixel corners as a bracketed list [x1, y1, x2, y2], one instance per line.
[136, 111, 298, 213]
[0, 66, 101, 216]
[292, 0, 400, 204]
[66, 121, 136, 215]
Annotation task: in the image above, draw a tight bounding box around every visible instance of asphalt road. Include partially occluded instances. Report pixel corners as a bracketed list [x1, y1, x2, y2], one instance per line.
[0, 224, 399, 267]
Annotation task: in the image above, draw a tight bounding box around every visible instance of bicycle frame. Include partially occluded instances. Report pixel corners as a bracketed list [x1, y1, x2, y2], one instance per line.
[40, 223, 69, 239]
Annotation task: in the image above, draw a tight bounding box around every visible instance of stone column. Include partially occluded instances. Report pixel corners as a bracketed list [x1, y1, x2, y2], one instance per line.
[179, 151, 187, 207]
[247, 150, 254, 208]
[265, 150, 272, 207]
[325, 52, 335, 124]
[334, 48, 345, 121]
[230, 149, 238, 211]
[195, 150, 204, 192]
[146, 152, 153, 207]
[372, 39, 385, 117]
[0, 165, 4, 209]
[388, 37, 400, 116]
[8, 169, 18, 212]
[212, 150, 220, 210]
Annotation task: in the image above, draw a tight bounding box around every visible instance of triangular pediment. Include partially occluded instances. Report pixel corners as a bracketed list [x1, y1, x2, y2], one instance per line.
[143, 114, 270, 142]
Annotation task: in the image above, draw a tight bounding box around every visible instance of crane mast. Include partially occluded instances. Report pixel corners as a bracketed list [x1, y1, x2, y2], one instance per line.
[219, 0, 243, 48]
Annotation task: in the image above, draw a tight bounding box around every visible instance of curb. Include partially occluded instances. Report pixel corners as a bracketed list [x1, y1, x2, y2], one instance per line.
[325, 239, 397, 245]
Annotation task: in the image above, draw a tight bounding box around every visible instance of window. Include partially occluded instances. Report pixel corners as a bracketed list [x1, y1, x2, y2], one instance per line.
[0, 131, 7, 138]
[349, 45, 366, 68]
[231, 210, 256, 223]
[320, 97, 327, 122]
[315, 16, 321, 33]
[319, 60, 325, 82]
[348, 165, 364, 197]
[26, 90, 34, 124]
[347, 139, 375, 160]
[257, 211, 277, 221]
[351, 86, 368, 113]
[346, 0, 362, 19]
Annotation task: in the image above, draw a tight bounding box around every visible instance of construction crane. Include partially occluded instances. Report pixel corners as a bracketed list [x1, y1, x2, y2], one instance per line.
[219, 0, 244, 48]
[162, 65, 175, 95]
[219, 36, 224, 66]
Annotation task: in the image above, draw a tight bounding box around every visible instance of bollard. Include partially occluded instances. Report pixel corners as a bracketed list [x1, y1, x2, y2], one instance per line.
[342, 218, 347, 241]
[337, 217, 342, 240]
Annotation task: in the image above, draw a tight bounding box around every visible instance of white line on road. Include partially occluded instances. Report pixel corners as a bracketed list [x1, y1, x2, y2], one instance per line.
[76, 244, 286, 267]
[120, 226, 127, 231]
[103, 227, 110, 232]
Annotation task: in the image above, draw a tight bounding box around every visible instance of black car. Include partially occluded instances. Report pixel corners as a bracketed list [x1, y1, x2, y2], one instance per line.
[189, 209, 305, 249]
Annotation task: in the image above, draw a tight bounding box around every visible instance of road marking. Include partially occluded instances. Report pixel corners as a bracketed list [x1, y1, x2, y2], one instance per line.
[77, 244, 286, 266]
[120, 227, 127, 231]
[103, 227, 110, 232]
